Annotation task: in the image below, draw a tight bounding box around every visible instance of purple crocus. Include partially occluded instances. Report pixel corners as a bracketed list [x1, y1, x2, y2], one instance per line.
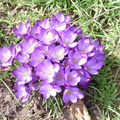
[13, 65, 32, 84]
[16, 52, 30, 64]
[78, 69, 91, 88]
[68, 25, 82, 35]
[50, 12, 71, 32]
[32, 23, 46, 40]
[63, 87, 84, 103]
[65, 68, 80, 86]
[60, 29, 78, 48]
[53, 67, 65, 86]
[36, 18, 51, 29]
[14, 84, 30, 103]
[35, 60, 60, 83]
[68, 50, 87, 69]
[29, 47, 45, 66]
[77, 36, 94, 54]
[84, 57, 104, 75]
[11, 44, 21, 57]
[20, 37, 38, 54]
[39, 83, 61, 99]
[0, 46, 12, 67]
[41, 30, 59, 45]
[13, 21, 31, 38]
[48, 44, 66, 62]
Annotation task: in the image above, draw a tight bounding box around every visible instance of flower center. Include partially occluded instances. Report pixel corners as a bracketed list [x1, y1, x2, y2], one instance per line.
[65, 39, 69, 45]
[68, 76, 73, 81]
[55, 53, 61, 58]
[81, 49, 86, 53]
[24, 72, 29, 76]
[57, 74, 62, 80]
[22, 27, 27, 34]
[67, 90, 72, 94]
[86, 65, 90, 70]
[73, 58, 78, 63]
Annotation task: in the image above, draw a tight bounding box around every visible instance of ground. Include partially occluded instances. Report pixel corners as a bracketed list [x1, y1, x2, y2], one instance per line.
[0, 0, 120, 120]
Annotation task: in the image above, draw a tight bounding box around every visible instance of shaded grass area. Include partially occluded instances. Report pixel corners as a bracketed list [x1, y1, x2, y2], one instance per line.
[0, 0, 120, 119]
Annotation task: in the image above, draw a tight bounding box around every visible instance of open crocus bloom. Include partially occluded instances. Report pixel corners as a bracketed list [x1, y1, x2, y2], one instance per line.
[21, 37, 38, 54]
[39, 83, 61, 99]
[13, 65, 32, 84]
[63, 87, 84, 103]
[48, 44, 66, 62]
[35, 60, 60, 83]
[13, 21, 31, 38]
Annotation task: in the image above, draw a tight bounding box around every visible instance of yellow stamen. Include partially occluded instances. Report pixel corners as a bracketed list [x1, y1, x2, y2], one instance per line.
[55, 53, 61, 58]
[81, 49, 86, 52]
[73, 58, 78, 63]
[68, 76, 73, 81]
[24, 72, 29, 76]
[67, 90, 72, 94]
[57, 74, 62, 80]
[65, 39, 69, 45]
[86, 65, 90, 70]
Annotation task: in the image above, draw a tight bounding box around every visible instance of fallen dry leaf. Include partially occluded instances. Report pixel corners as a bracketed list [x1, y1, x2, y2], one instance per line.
[63, 100, 91, 120]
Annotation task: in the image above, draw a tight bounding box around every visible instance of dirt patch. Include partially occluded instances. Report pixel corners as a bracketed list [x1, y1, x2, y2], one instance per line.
[0, 78, 50, 120]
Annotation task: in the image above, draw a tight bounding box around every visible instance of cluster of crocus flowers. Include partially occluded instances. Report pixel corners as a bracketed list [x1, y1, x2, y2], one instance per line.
[0, 13, 104, 103]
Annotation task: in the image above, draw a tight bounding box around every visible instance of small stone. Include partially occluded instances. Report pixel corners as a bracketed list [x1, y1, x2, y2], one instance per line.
[4, 95, 11, 103]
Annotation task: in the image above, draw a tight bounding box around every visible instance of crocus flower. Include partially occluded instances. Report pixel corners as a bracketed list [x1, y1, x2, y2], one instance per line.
[41, 30, 59, 45]
[14, 84, 30, 103]
[32, 23, 46, 40]
[50, 12, 71, 32]
[13, 21, 31, 38]
[16, 52, 30, 64]
[62, 58, 70, 67]
[63, 87, 84, 103]
[35, 60, 60, 83]
[36, 18, 50, 30]
[68, 25, 82, 35]
[77, 36, 94, 54]
[68, 50, 87, 69]
[48, 44, 66, 62]
[53, 67, 65, 86]
[60, 30, 78, 48]
[21, 37, 38, 54]
[29, 47, 45, 66]
[10, 44, 21, 57]
[0, 46, 12, 67]
[78, 69, 91, 88]
[65, 68, 80, 86]
[39, 83, 61, 99]
[13, 65, 32, 84]
[84, 57, 103, 75]
[39, 45, 49, 56]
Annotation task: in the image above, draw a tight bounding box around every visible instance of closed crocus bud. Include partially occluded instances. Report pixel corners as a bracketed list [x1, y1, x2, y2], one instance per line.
[0, 46, 12, 67]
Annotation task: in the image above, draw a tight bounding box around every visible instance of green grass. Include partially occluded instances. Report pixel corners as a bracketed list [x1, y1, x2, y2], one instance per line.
[0, 0, 120, 119]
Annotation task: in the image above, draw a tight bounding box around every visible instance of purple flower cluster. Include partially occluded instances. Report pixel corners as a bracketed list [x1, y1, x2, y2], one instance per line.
[0, 13, 104, 103]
